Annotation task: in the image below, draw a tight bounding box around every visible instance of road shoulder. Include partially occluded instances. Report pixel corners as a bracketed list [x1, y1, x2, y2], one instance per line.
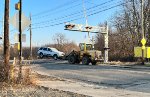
[34, 71, 150, 97]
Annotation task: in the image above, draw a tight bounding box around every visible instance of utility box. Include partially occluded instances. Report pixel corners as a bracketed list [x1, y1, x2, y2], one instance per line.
[134, 47, 150, 58]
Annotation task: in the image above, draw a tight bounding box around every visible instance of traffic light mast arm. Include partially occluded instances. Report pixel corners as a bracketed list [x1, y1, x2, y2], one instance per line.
[64, 23, 107, 33]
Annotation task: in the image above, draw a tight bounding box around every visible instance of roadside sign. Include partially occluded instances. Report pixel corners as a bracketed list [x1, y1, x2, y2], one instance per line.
[134, 47, 150, 58]
[141, 38, 146, 45]
[14, 33, 26, 42]
[14, 43, 20, 50]
[147, 47, 150, 58]
[10, 12, 31, 32]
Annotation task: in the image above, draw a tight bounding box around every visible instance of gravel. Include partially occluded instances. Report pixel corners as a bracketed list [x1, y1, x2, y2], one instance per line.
[0, 85, 90, 97]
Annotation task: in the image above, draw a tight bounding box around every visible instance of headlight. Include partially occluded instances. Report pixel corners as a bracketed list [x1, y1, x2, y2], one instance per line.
[62, 53, 65, 56]
[59, 53, 65, 56]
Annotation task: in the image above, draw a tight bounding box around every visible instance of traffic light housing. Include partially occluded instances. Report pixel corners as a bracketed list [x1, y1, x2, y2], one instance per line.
[85, 26, 92, 32]
[85, 26, 92, 30]
[65, 24, 75, 30]
[15, 2, 20, 10]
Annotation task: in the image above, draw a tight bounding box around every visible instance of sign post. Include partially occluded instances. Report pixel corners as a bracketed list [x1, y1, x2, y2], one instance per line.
[10, 0, 30, 83]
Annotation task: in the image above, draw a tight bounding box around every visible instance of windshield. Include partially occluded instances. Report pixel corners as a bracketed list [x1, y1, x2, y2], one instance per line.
[79, 43, 92, 51]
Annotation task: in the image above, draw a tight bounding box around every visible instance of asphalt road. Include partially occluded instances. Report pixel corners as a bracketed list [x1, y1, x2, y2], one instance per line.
[31, 59, 150, 94]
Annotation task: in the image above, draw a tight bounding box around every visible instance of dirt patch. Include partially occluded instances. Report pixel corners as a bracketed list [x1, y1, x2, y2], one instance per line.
[107, 61, 140, 66]
[32, 72, 65, 81]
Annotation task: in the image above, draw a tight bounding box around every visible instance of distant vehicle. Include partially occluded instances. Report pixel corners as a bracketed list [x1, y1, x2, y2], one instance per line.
[37, 47, 65, 59]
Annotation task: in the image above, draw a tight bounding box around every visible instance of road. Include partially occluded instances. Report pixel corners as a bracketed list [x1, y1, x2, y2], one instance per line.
[31, 59, 150, 97]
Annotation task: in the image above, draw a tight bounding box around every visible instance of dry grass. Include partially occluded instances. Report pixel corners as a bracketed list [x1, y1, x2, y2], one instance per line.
[0, 63, 88, 97]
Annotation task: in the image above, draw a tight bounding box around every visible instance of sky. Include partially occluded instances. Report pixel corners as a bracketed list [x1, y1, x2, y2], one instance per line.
[0, 0, 122, 47]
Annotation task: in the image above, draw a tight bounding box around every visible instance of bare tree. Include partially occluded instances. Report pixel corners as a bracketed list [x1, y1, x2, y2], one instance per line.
[95, 0, 149, 61]
[53, 33, 67, 50]
[52, 33, 79, 54]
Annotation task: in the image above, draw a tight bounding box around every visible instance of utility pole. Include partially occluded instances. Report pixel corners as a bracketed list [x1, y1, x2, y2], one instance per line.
[29, 14, 32, 59]
[18, 0, 22, 82]
[104, 22, 109, 63]
[4, 0, 10, 80]
[82, 0, 90, 41]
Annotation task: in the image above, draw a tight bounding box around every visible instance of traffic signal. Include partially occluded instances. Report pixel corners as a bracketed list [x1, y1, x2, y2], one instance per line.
[64, 23, 75, 30]
[15, 2, 20, 10]
[85, 26, 92, 30]
[85, 26, 92, 32]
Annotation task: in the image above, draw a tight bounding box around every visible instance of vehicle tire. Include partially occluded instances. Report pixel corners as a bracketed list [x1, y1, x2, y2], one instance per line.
[92, 61, 97, 65]
[68, 55, 76, 64]
[39, 52, 43, 58]
[53, 54, 58, 60]
[76, 60, 80, 64]
[82, 56, 89, 65]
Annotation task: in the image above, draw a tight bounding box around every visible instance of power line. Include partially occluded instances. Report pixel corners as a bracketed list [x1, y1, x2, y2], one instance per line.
[32, 0, 119, 25]
[33, 0, 117, 20]
[87, 0, 116, 10]
[32, 3, 124, 29]
[32, 17, 83, 29]
[88, 3, 124, 17]
[32, 0, 90, 20]
[32, 0, 80, 17]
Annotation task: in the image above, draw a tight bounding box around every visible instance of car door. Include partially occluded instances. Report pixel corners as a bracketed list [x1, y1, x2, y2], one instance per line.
[47, 48, 52, 56]
[43, 48, 48, 55]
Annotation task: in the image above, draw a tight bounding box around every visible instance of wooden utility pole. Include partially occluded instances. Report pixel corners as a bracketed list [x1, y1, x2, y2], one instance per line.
[1, 18, 4, 44]
[29, 14, 32, 59]
[4, 0, 10, 80]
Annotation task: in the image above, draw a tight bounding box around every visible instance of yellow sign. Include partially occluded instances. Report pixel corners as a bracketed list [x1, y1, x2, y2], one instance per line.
[141, 38, 146, 46]
[134, 47, 150, 58]
[147, 47, 150, 58]
[14, 43, 20, 50]
[18, 43, 20, 50]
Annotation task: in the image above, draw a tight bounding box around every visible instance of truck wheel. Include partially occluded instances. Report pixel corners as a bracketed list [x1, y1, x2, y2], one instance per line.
[76, 60, 80, 64]
[82, 56, 89, 65]
[92, 61, 97, 65]
[39, 53, 43, 58]
[68, 56, 76, 64]
[53, 54, 58, 60]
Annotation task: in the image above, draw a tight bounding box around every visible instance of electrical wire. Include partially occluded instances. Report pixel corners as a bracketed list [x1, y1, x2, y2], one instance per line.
[32, 0, 119, 25]
[32, 0, 80, 17]
[33, 0, 116, 20]
[32, 3, 124, 29]
[32, 1, 87, 20]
